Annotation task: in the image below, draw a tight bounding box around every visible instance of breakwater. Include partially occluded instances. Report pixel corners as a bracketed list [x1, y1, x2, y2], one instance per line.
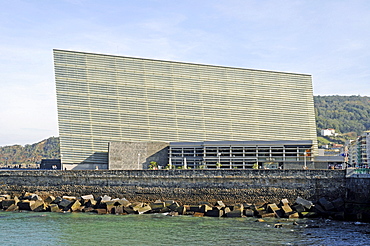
[0, 169, 346, 204]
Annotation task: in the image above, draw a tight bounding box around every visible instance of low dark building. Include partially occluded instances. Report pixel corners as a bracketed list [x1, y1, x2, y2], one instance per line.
[40, 159, 62, 170]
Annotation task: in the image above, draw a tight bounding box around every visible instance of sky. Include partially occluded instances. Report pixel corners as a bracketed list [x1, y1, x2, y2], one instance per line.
[1, 0, 370, 147]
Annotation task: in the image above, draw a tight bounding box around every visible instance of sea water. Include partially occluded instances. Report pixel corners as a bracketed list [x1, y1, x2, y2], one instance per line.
[0, 211, 369, 245]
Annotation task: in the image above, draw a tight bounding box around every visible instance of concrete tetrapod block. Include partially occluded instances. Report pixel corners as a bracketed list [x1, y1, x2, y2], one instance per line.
[5, 204, 19, 212]
[267, 203, 279, 213]
[318, 198, 335, 211]
[295, 197, 313, 210]
[44, 196, 56, 204]
[70, 200, 82, 212]
[193, 212, 204, 217]
[200, 204, 213, 213]
[114, 198, 131, 207]
[58, 199, 73, 210]
[205, 207, 224, 217]
[281, 204, 293, 214]
[49, 204, 61, 212]
[244, 209, 254, 217]
[80, 194, 94, 200]
[2, 198, 19, 210]
[226, 209, 243, 218]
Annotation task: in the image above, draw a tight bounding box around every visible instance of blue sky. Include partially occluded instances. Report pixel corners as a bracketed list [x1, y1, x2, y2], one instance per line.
[1, 0, 370, 146]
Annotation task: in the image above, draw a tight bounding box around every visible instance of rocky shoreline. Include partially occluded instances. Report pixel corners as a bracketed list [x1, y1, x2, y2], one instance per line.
[1, 192, 368, 222]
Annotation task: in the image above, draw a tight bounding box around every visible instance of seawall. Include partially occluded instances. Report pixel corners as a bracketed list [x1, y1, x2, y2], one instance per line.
[0, 169, 347, 204]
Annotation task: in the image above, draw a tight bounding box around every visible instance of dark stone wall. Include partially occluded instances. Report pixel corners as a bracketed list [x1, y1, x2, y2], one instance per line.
[108, 141, 169, 170]
[0, 170, 347, 204]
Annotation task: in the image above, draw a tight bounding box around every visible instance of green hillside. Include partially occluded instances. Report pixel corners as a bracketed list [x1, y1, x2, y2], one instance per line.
[0, 137, 60, 167]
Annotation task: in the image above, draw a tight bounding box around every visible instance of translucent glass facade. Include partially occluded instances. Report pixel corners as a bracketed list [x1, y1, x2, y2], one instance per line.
[54, 49, 317, 169]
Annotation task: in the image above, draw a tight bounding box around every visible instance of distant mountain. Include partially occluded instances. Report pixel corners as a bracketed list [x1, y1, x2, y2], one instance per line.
[0, 137, 60, 166]
[314, 95, 370, 136]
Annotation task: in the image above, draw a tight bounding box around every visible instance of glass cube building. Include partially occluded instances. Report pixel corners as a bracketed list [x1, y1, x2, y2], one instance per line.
[54, 49, 317, 170]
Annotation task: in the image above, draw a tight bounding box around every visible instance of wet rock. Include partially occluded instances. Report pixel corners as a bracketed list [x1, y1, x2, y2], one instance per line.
[244, 209, 254, 217]
[168, 211, 179, 216]
[291, 204, 305, 213]
[49, 204, 60, 212]
[295, 197, 313, 210]
[318, 197, 335, 211]
[44, 196, 56, 204]
[193, 212, 204, 217]
[57, 199, 73, 210]
[226, 209, 243, 217]
[5, 204, 19, 212]
[70, 200, 82, 212]
[1, 197, 19, 210]
[205, 207, 224, 217]
[80, 194, 94, 200]
[255, 219, 265, 222]
[289, 212, 299, 218]
[274, 223, 283, 228]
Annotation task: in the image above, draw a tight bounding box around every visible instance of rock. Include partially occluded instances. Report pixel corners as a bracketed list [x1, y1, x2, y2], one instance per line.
[193, 212, 204, 217]
[215, 201, 226, 207]
[318, 197, 335, 211]
[57, 199, 73, 210]
[255, 219, 265, 222]
[44, 196, 56, 204]
[295, 197, 313, 210]
[52, 197, 63, 204]
[62, 196, 77, 201]
[205, 207, 224, 217]
[70, 200, 82, 212]
[164, 200, 176, 207]
[280, 199, 290, 206]
[291, 204, 305, 213]
[200, 204, 213, 213]
[137, 204, 152, 214]
[1, 198, 19, 210]
[223, 207, 231, 214]
[49, 204, 61, 212]
[112, 206, 126, 215]
[84, 199, 97, 208]
[150, 202, 165, 211]
[289, 212, 299, 218]
[331, 198, 345, 210]
[159, 207, 171, 213]
[0, 194, 11, 200]
[5, 204, 19, 212]
[168, 202, 180, 211]
[261, 212, 276, 218]
[267, 203, 279, 213]
[274, 223, 283, 228]
[99, 195, 112, 202]
[114, 198, 131, 207]
[281, 204, 293, 214]
[167, 211, 179, 216]
[301, 212, 319, 218]
[123, 206, 136, 214]
[18, 201, 35, 211]
[188, 205, 201, 212]
[226, 209, 243, 217]
[32, 200, 46, 212]
[183, 211, 195, 215]
[94, 208, 107, 215]
[80, 194, 94, 200]
[244, 209, 254, 217]
[176, 206, 186, 215]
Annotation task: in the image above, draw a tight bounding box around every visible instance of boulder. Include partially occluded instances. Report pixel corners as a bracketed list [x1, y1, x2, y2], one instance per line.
[291, 204, 305, 213]
[168, 202, 180, 211]
[226, 209, 243, 217]
[150, 202, 165, 211]
[289, 212, 299, 219]
[80, 194, 94, 200]
[188, 205, 201, 212]
[1, 198, 19, 210]
[244, 209, 254, 217]
[281, 204, 293, 214]
[205, 207, 224, 217]
[70, 200, 82, 212]
[193, 212, 204, 217]
[114, 198, 131, 207]
[49, 204, 61, 212]
[44, 196, 56, 204]
[200, 204, 213, 213]
[295, 197, 313, 210]
[5, 204, 19, 212]
[215, 201, 226, 208]
[62, 196, 77, 201]
[57, 199, 73, 210]
[318, 197, 335, 211]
